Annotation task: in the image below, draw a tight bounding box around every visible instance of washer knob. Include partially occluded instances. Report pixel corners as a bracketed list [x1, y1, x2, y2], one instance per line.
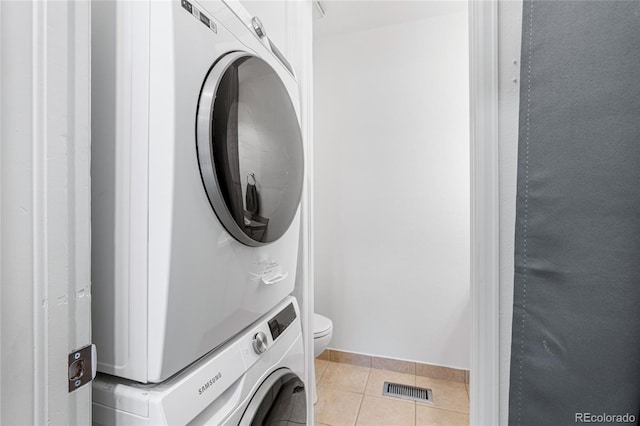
[251, 16, 266, 38]
[252, 331, 268, 354]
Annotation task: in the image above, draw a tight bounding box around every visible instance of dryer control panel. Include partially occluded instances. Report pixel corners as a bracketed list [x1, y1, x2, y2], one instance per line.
[268, 303, 296, 341]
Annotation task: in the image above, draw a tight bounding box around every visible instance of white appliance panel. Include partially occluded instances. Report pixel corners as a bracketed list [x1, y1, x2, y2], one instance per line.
[91, 0, 304, 383]
[92, 297, 306, 425]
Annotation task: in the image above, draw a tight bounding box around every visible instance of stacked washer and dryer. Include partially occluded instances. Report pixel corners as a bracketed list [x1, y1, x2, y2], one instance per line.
[91, 1, 307, 424]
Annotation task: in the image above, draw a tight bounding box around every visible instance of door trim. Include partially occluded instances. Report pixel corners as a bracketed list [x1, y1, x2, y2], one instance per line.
[469, 0, 500, 425]
[0, 1, 93, 423]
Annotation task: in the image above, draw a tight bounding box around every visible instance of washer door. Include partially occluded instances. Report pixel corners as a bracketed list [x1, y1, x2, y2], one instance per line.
[197, 52, 304, 246]
[240, 369, 307, 425]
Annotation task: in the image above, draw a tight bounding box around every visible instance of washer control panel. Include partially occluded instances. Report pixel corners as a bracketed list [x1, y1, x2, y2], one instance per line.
[181, 0, 218, 33]
[268, 303, 296, 341]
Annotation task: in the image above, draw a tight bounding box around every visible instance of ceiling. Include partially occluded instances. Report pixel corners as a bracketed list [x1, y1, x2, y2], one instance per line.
[313, 0, 467, 39]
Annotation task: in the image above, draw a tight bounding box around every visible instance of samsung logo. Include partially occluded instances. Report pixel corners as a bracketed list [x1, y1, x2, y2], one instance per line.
[198, 372, 222, 395]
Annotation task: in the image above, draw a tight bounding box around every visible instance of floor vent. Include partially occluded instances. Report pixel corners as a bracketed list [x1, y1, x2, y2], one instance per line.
[382, 382, 433, 403]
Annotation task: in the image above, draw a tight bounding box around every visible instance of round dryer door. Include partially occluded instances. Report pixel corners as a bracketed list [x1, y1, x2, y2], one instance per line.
[196, 52, 304, 246]
[240, 369, 307, 425]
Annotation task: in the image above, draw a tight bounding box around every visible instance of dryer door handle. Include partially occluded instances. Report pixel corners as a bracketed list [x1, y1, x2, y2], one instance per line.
[261, 272, 288, 286]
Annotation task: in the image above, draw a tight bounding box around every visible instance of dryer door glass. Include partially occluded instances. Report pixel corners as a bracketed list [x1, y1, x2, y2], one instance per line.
[241, 370, 307, 425]
[197, 53, 304, 246]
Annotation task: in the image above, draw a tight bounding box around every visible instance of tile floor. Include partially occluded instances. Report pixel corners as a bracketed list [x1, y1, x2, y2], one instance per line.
[314, 359, 469, 426]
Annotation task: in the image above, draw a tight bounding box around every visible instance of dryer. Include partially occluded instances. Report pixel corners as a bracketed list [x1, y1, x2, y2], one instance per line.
[91, 0, 304, 383]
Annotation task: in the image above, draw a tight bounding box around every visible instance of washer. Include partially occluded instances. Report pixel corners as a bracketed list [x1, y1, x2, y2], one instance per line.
[91, 0, 305, 383]
[93, 297, 307, 425]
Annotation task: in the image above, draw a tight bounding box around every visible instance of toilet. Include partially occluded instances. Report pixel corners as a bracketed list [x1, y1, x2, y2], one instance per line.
[314, 313, 333, 357]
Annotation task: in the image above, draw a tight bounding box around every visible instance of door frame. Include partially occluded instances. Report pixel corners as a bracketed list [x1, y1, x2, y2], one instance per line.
[0, 1, 93, 424]
[469, 0, 501, 425]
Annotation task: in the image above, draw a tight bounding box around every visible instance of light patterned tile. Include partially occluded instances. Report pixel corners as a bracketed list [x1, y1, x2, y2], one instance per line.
[330, 350, 371, 368]
[318, 361, 370, 394]
[365, 368, 415, 398]
[371, 356, 416, 375]
[315, 359, 329, 383]
[315, 385, 362, 426]
[415, 376, 469, 414]
[355, 395, 415, 426]
[416, 405, 469, 426]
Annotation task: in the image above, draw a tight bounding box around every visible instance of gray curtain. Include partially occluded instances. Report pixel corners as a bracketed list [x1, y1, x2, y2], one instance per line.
[509, 1, 640, 425]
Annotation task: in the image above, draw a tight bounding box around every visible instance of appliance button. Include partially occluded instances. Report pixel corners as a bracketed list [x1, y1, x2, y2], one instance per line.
[251, 16, 266, 38]
[181, 0, 192, 13]
[252, 331, 268, 354]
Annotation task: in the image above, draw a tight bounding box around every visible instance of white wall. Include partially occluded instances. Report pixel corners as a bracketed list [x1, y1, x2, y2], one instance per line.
[498, 1, 522, 423]
[314, 6, 470, 369]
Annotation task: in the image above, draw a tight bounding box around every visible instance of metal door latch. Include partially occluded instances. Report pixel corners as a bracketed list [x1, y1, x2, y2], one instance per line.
[68, 344, 97, 392]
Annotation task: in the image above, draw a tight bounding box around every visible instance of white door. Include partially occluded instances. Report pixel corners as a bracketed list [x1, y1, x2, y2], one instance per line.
[239, 369, 307, 425]
[196, 52, 305, 246]
[0, 1, 93, 424]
